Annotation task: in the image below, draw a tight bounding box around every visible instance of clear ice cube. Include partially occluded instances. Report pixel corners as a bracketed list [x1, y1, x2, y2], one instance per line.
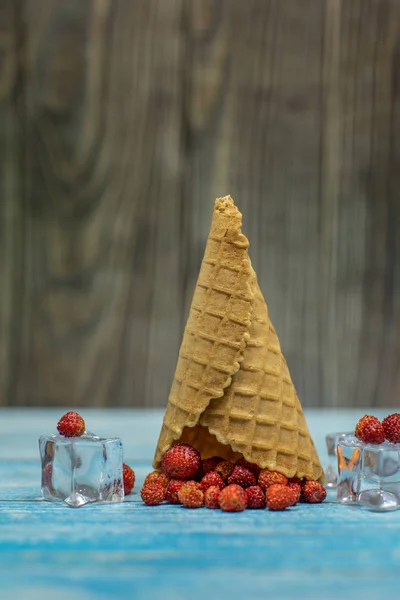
[324, 431, 353, 488]
[336, 436, 362, 503]
[337, 435, 400, 511]
[39, 434, 124, 507]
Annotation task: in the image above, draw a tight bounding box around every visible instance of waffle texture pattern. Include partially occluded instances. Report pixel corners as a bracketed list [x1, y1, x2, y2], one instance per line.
[153, 196, 323, 481]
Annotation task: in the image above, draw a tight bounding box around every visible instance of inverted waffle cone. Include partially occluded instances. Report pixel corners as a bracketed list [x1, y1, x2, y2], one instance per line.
[153, 196, 323, 481]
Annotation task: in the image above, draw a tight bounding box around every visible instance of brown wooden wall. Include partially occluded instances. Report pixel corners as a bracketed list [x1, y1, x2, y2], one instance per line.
[1, 0, 399, 408]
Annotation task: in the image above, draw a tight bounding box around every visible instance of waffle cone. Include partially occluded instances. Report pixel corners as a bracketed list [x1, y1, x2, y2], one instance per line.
[153, 196, 323, 481]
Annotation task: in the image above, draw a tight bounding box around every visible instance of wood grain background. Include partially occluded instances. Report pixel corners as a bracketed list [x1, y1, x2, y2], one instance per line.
[1, 0, 399, 408]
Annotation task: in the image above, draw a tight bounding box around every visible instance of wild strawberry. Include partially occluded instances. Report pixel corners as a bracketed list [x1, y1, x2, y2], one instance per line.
[123, 464, 135, 495]
[143, 471, 169, 489]
[57, 412, 85, 438]
[245, 485, 265, 509]
[144, 471, 160, 485]
[156, 473, 170, 489]
[161, 444, 200, 479]
[301, 480, 326, 504]
[355, 415, 385, 444]
[288, 483, 301, 505]
[199, 471, 225, 492]
[141, 484, 166, 506]
[204, 486, 221, 509]
[235, 457, 261, 478]
[219, 484, 247, 512]
[382, 413, 400, 443]
[199, 456, 224, 478]
[258, 469, 288, 492]
[165, 479, 185, 504]
[214, 460, 235, 483]
[288, 476, 303, 486]
[178, 481, 204, 508]
[228, 465, 256, 489]
[266, 484, 293, 511]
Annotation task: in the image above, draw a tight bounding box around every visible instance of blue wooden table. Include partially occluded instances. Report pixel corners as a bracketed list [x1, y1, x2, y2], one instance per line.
[1, 408, 400, 600]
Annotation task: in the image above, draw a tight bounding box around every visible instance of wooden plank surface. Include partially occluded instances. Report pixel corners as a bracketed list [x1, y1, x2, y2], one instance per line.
[0, 0, 399, 408]
[182, 0, 327, 408]
[1, 408, 400, 600]
[11, 0, 183, 407]
[0, 2, 24, 405]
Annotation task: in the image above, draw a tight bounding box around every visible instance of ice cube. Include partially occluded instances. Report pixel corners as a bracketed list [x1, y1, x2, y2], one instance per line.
[337, 434, 400, 511]
[324, 431, 353, 488]
[39, 433, 124, 507]
[336, 436, 362, 503]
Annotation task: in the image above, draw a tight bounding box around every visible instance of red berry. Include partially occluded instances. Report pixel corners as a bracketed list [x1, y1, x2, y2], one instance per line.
[288, 476, 303, 486]
[245, 485, 265, 509]
[266, 484, 293, 511]
[219, 484, 247, 512]
[143, 471, 160, 485]
[355, 415, 385, 444]
[199, 471, 225, 492]
[141, 484, 166, 506]
[157, 473, 170, 489]
[214, 460, 235, 483]
[123, 464, 135, 495]
[143, 471, 169, 489]
[57, 412, 85, 438]
[199, 456, 224, 478]
[235, 457, 261, 478]
[161, 444, 200, 480]
[382, 413, 400, 443]
[288, 483, 301, 505]
[178, 481, 204, 508]
[301, 480, 326, 504]
[258, 469, 288, 492]
[204, 486, 221, 509]
[228, 465, 257, 489]
[165, 479, 185, 504]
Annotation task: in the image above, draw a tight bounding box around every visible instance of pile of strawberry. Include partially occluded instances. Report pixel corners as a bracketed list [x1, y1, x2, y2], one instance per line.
[56, 411, 135, 496]
[141, 443, 326, 511]
[355, 413, 400, 445]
